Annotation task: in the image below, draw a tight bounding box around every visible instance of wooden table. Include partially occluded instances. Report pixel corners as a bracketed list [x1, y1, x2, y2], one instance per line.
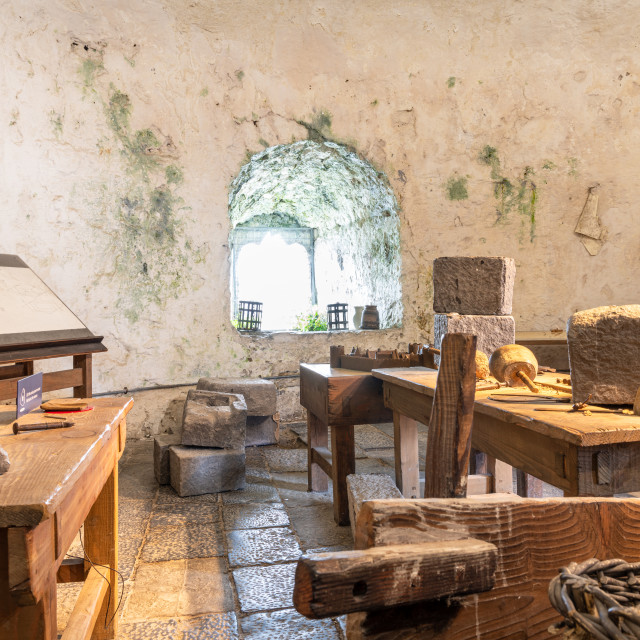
[300, 364, 392, 525]
[0, 397, 133, 640]
[373, 367, 640, 497]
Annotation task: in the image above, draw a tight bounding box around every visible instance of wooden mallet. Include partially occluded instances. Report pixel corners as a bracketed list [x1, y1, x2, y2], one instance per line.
[489, 344, 540, 393]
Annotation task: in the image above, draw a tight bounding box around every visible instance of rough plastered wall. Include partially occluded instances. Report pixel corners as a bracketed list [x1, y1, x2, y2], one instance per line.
[2, 0, 640, 435]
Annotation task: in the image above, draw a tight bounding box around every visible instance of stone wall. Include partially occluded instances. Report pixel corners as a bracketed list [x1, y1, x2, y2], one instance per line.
[2, 1, 639, 422]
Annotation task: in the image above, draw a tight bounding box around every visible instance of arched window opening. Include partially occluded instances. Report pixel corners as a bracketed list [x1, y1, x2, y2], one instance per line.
[228, 140, 402, 331]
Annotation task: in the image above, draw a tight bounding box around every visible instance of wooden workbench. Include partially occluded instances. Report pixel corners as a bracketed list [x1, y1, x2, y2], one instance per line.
[373, 367, 640, 496]
[300, 363, 392, 525]
[0, 396, 133, 640]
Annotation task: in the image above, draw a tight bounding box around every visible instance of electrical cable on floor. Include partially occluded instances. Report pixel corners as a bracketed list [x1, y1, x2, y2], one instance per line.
[64, 528, 125, 629]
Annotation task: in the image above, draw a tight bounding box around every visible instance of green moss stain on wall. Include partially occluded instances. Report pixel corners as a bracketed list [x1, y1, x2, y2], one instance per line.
[74, 50, 204, 323]
[447, 76, 456, 88]
[478, 146, 538, 241]
[446, 175, 468, 200]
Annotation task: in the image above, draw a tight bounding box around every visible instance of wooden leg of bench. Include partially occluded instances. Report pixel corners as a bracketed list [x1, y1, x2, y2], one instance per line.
[83, 465, 118, 639]
[331, 424, 355, 526]
[308, 413, 329, 492]
[393, 412, 420, 499]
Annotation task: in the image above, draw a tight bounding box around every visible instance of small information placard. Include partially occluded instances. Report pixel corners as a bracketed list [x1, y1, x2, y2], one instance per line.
[16, 372, 43, 419]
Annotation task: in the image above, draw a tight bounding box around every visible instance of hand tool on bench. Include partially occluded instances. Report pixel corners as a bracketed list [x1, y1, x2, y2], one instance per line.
[13, 419, 75, 434]
[489, 344, 540, 393]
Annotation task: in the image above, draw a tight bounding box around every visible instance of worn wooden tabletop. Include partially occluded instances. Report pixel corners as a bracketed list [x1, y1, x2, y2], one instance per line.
[0, 396, 133, 528]
[372, 367, 640, 447]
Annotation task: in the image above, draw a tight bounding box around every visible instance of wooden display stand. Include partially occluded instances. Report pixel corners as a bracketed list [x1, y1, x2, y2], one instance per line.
[0, 255, 106, 401]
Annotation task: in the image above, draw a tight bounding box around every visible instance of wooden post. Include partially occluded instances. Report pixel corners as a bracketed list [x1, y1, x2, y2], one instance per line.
[424, 333, 477, 499]
[393, 413, 420, 498]
[329, 346, 344, 369]
[73, 354, 92, 398]
[307, 413, 329, 492]
[331, 424, 355, 525]
[83, 464, 118, 639]
[515, 470, 543, 497]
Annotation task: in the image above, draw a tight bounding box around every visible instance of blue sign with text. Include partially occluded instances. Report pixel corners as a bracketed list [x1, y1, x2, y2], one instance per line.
[16, 372, 43, 419]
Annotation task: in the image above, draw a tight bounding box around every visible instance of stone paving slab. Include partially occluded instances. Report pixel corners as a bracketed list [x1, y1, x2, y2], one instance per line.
[182, 613, 239, 639]
[155, 484, 220, 505]
[148, 502, 221, 528]
[119, 498, 154, 539]
[227, 526, 301, 567]
[262, 447, 308, 472]
[125, 558, 234, 621]
[119, 534, 143, 580]
[222, 502, 290, 530]
[287, 504, 353, 550]
[241, 608, 341, 639]
[117, 618, 180, 640]
[221, 481, 280, 504]
[117, 613, 240, 640]
[278, 486, 332, 508]
[270, 470, 309, 492]
[140, 523, 225, 561]
[233, 563, 297, 612]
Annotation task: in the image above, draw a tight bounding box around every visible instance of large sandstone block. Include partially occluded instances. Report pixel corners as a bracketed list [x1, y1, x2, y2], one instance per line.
[181, 390, 246, 449]
[568, 305, 640, 404]
[246, 415, 279, 446]
[433, 256, 515, 315]
[434, 314, 515, 365]
[196, 378, 276, 416]
[169, 445, 245, 496]
[153, 433, 181, 485]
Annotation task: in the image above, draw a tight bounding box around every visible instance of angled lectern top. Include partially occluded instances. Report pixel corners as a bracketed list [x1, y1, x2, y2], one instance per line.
[0, 254, 106, 399]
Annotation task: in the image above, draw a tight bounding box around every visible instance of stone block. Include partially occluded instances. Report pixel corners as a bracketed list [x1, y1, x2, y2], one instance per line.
[433, 256, 515, 315]
[196, 378, 276, 416]
[169, 445, 245, 496]
[434, 314, 515, 365]
[568, 305, 640, 404]
[245, 415, 279, 446]
[153, 433, 181, 485]
[347, 473, 403, 539]
[181, 389, 247, 449]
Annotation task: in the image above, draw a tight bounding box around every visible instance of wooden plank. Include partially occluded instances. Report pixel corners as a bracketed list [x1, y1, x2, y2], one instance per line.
[307, 413, 329, 492]
[310, 446, 332, 478]
[375, 367, 640, 447]
[471, 411, 575, 494]
[0, 364, 30, 380]
[54, 429, 118, 565]
[331, 424, 355, 525]
[350, 497, 640, 639]
[57, 558, 86, 584]
[327, 375, 391, 427]
[83, 464, 118, 640]
[0, 340, 107, 364]
[0, 368, 84, 401]
[467, 474, 492, 495]
[73, 354, 92, 398]
[293, 539, 497, 618]
[393, 413, 419, 498]
[300, 365, 329, 424]
[60, 566, 109, 640]
[424, 333, 476, 499]
[0, 398, 133, 528]
[383, 382, 433, 425]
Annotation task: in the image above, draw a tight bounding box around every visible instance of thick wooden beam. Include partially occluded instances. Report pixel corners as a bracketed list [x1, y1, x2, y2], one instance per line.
[294, 539, 497, 619]
[307, 413, 329, 492]
[350, 496, 640, 639]
[424, 333, 477, 499]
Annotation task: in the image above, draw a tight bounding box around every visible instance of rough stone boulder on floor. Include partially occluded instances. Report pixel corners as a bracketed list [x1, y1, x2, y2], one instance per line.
[181, 389, 247, 448]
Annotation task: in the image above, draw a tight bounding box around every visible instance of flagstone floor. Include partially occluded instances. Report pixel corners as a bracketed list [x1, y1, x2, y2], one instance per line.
[56, 420, 560, 639]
